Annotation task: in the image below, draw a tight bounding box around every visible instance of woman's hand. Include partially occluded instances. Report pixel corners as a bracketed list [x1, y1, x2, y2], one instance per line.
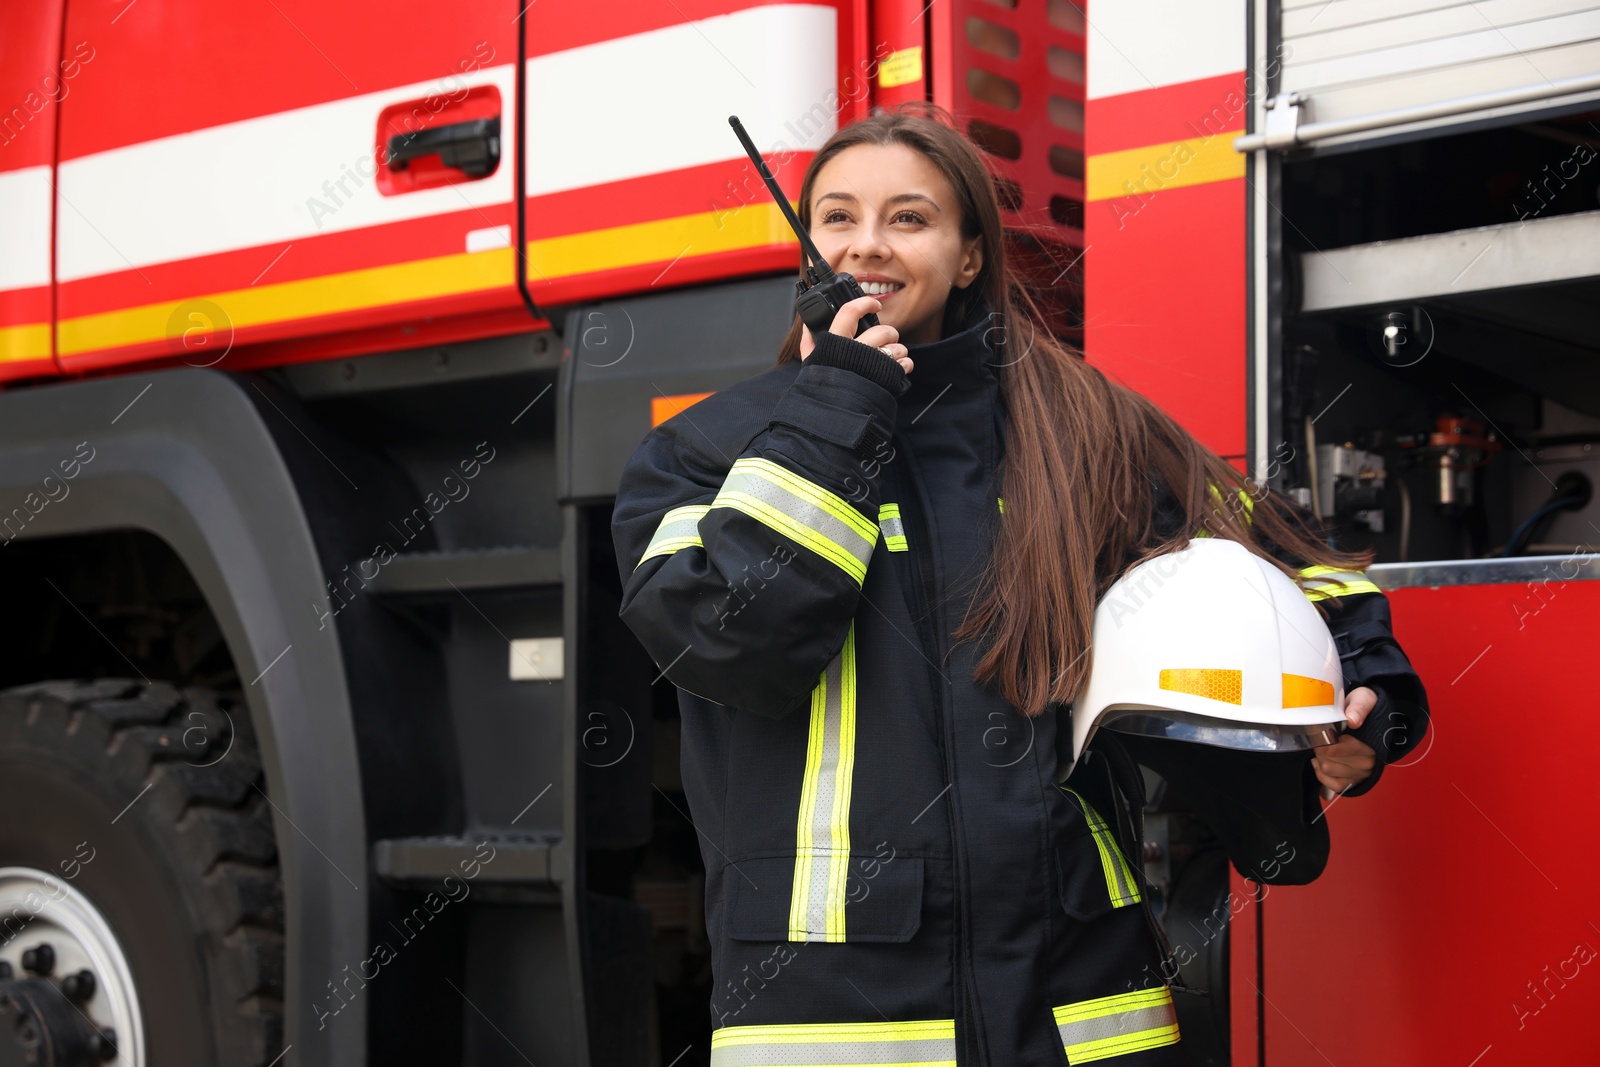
[800, 295, 914, 376]
[1312, 686, 1378, 798]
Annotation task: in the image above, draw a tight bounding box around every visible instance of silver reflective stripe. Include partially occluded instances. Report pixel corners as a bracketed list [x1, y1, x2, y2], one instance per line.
[710, 1036, 959, 1066]
[788, 622, 856, 941]
[1058, 1003, 1177, 1051]
[1095, 822, 1142, 908]
[635, 504, 710, 568]
[1059, 785, 1143, 909]
[1084, 799, 1141, 908]
[1053, 985, 1180, 1062]
[878, 502, 907, 551]
[710, 1019, 958, 1067]
[714, 457, 877, 584]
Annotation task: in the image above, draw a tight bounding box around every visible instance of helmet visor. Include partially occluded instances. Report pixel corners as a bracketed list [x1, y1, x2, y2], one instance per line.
[1099, 707, 1342, 752]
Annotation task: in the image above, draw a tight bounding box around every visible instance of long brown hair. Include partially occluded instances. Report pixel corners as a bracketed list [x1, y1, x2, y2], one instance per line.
[776, 103, 1373, 718]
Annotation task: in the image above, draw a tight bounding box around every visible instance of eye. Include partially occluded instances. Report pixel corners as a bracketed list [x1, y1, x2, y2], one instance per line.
[817, 208, 926, 225]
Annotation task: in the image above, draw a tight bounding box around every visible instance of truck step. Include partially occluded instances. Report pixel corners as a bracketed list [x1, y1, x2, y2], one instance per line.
[361, 545, 562, 595]
[371, 832, 562, 886]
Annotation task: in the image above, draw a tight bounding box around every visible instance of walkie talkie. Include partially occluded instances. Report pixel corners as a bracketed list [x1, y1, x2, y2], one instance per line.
[728, 115, 881, 339]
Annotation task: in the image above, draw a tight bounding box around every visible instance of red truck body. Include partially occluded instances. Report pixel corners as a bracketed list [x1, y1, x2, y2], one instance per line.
[2, 0, 1597, 1063]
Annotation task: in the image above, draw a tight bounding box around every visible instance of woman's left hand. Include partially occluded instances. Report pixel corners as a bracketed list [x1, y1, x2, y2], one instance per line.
[1312, 686, 1378, 797]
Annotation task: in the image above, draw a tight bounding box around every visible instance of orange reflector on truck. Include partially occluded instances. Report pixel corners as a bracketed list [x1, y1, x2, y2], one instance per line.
[1282, 673, 1335, 708]
[1158, 668, 1242, 704]
[651, 392, 712, 426]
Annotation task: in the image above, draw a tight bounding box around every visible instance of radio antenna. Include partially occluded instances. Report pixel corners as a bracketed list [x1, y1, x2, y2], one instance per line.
[727, 115, 833, 278]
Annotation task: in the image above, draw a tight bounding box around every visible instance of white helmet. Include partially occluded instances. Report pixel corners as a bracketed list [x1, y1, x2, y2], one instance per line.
[1061, 536, 1346, 781]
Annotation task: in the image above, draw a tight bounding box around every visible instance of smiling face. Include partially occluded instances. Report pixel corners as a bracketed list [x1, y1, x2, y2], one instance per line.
[807, 142, 984, 346]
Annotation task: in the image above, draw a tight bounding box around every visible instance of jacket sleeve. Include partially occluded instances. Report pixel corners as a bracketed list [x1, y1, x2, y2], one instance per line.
[611, 331, 908, 720]
[1150, 474, 1431, 799]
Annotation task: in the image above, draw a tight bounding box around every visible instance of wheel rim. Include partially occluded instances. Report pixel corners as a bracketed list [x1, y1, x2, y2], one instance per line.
[0, 866, 145, 1065]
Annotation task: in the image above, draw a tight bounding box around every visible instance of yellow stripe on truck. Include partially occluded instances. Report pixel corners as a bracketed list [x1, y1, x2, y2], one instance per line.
[58, 247, 518, 358]
[1086, 135, 1246, 202]
[55, 202, 798, 358]
[0, 322, 52, 363]
[527, 202, 794, 281]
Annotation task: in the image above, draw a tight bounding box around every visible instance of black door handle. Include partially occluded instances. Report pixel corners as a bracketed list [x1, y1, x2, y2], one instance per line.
[386, 116, 500, 179]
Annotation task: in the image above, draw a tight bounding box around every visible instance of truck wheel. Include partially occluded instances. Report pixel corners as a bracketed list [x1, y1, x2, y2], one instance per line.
[0, 680, 284, 1066]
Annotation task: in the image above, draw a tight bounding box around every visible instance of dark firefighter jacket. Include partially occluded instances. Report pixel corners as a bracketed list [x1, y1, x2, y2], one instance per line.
[611, 297, 1429, 1067]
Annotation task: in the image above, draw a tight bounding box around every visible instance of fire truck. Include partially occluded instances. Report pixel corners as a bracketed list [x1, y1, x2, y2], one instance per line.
[1, 0, 1596, 1063]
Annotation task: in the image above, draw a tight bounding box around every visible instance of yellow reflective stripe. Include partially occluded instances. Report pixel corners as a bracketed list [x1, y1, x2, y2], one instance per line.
[788, 621, 857, 942]
[1283, 672, 1335, 708]
[1196, 483, 1254, 537]
[634, 504, 710, 569]
[878, 502, 908, 551]
[710, 1017, 957, 1066]
[1196, 483, 1254, 538]
[997, 495, 1005, 514]
[713, 457, 878, 585]
[1053, 985, 1180, 1063]
[1298, 565, 1381, 601]
[1159, 667, 1243, 705]
[1059, 786, 1142, 908]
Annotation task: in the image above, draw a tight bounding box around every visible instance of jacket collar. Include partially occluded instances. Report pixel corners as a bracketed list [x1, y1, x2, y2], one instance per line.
[897, 293, 1002, 422]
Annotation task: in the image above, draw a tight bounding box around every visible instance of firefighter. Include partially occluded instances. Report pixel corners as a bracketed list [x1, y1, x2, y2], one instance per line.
[611, 103, 1427, 1066]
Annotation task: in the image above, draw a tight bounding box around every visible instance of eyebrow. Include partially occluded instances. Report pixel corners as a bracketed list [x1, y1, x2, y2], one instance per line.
[815, 192, 941, 211]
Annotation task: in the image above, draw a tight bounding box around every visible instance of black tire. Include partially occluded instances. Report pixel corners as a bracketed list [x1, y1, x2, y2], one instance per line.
[0, 680, 285, 1065]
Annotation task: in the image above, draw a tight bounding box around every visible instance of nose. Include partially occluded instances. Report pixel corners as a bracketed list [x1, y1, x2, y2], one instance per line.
[845, 211, 893, 267]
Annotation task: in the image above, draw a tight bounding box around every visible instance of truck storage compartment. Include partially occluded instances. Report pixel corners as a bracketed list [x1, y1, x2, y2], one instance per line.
[1246, 0, 1600, 151]
[1279, 109, 1600, 564]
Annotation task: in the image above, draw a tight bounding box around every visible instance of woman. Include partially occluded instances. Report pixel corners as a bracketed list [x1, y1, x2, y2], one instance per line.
[612, 104, 1428, 1065]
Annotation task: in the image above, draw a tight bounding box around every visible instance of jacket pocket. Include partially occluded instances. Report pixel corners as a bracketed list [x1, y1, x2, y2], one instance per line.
[1054, 785, 1144, 922]
[725, 851, 924, 943]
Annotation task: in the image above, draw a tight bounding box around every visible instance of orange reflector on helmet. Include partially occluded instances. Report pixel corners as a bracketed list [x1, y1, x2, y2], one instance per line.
[1158, 668, 1242, 705]
[1282, 673, 1335, 708]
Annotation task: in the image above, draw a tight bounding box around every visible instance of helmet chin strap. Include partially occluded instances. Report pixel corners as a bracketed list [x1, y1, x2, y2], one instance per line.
[1052, 701, 1082, 784]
